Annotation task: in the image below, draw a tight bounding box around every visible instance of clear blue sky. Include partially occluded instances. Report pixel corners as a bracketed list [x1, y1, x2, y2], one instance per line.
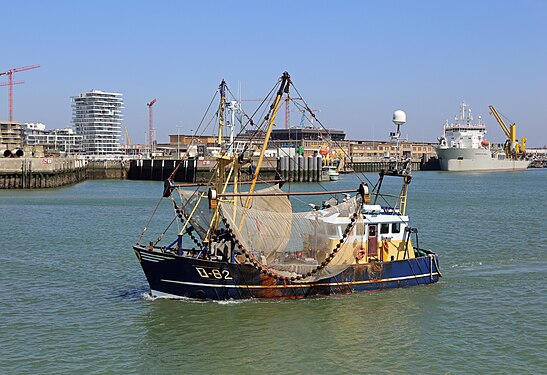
[2, 0, 546, 146]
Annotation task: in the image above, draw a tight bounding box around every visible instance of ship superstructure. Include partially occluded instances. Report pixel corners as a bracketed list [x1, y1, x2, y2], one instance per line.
[436, 102, 530, 171]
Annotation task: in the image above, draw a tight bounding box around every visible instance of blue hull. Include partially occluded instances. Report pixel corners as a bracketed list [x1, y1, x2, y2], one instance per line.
[134, 246, 441, 300]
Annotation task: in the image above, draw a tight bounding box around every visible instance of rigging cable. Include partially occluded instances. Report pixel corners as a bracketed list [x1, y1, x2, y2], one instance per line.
[291, 81, 405, 212]
[169, 87, 220, 181]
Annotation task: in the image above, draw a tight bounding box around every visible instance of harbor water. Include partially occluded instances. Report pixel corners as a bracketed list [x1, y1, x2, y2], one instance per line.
[1, 170, 546, 374]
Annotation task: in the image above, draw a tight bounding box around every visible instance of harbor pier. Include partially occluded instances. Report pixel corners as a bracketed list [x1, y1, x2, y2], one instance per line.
[125, 156, 440, 183]
[126, 157, 326, 183]
[127, 159, 196, 182]
[0, 158, 86, 189]
[87, 160, 129, 179]
[277, 155, 323, 182]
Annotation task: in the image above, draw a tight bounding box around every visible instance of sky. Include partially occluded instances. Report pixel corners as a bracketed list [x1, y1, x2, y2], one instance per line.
[1, 0, 546, 146]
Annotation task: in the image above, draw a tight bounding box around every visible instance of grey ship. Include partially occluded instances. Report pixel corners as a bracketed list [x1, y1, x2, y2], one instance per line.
[435, 102, 530, 171]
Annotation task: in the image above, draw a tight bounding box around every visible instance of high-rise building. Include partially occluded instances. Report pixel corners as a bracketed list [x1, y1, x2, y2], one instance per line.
[71, 90, 123, 157]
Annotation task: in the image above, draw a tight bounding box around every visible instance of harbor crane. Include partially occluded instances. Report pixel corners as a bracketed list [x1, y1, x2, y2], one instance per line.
[488, 105, 526, 158]
[124, 127, 131, 146]
[0, 65, 40, 122]
[147, 98, 157, 148]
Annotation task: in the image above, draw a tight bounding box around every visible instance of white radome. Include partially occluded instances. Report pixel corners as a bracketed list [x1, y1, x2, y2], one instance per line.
[393, 110, 406, 126]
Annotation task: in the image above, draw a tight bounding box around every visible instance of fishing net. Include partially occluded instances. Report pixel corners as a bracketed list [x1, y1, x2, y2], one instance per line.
[220, 187, 365, 282]
[178, 188, 212, 239]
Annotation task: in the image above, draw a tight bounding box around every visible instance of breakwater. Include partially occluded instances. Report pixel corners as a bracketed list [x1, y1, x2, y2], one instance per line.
[0, 158, 86, 189]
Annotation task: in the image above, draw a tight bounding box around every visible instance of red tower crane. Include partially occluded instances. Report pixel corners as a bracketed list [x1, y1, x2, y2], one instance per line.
[0, 65, 40, 122]
[147, 98, 157, 146]
[0, 81, 24, 89]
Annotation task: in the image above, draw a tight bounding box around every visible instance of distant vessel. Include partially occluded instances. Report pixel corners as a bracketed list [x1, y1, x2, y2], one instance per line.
[323, 165, 339, 181]
[435, 102, 531, 171]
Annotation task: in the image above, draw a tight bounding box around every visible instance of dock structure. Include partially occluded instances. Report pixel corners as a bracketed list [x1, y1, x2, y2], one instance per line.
[0, 155, 445, 189]
[127, 159, 196, 182]
[0, 158, 86, 189]
[125, 156, 442, 183]
[277, 155, 323, 182]
[86, 160, 129, 179]
[351, 160, 423, 172]
[127, 156, 329, 183]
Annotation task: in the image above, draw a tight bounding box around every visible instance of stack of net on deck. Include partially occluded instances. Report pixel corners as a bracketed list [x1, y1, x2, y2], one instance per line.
[220, 186, 365, 282]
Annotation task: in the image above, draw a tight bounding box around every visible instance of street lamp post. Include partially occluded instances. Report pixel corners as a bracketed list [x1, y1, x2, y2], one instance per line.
[176, 124, 182, 159]
[144, 131, 148, 158]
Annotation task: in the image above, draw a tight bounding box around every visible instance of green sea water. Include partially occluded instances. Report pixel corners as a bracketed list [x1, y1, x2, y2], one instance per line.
[1, 170, 546, 374]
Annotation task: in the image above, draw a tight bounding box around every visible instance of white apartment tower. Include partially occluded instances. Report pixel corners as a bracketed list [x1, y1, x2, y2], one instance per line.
[72, 90, 124, 157]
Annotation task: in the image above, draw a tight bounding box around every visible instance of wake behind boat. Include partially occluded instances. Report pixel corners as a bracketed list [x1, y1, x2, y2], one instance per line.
[133, 72, 441, 300]
[435, 102, 531, 171]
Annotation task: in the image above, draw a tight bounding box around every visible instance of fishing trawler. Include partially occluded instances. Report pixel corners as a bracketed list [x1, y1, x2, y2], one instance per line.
[133, 72, 441, 300]
[435, 102, 531, 171]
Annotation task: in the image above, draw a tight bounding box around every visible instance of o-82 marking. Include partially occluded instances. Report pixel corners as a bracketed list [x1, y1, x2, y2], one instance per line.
[195, 267, 233, 280]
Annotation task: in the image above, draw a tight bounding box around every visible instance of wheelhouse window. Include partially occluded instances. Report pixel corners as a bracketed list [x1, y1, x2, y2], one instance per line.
[324, 224, 339, 237]
[392, 223, 401, 233]
[380, 223, 390, 234]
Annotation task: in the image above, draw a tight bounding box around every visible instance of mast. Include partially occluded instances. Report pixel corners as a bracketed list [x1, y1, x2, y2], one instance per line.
[375, 110, 411, 215]
[226, 100, 238, 156]
[239, 72, 290, 228]
[202, 80, 231, 244]
[217, 80, 227, 146]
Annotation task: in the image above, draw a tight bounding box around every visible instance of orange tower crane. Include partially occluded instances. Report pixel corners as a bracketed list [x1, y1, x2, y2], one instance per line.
[147, 98, 157, 146]
[0, 65, 40, 122]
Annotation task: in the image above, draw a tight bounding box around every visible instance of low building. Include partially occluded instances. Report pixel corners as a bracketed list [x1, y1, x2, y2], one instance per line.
[349, 140, 437, 162]
[270, 127, 346, 142]
[0, 121, 23, 150]
[165, 127, 437, 162]
[23, 123, 83, 155]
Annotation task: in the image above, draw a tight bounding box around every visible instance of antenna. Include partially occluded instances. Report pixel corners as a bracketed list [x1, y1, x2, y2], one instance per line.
[391, 110, 406, 171]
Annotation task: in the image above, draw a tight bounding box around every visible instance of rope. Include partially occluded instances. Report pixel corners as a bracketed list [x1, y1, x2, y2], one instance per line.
[169, 87, 220, 181]
[433, 255, 442, 277]
[290, 82, 404, 211]
[290, 82, 373, 186]
[137, 197, 164, 243]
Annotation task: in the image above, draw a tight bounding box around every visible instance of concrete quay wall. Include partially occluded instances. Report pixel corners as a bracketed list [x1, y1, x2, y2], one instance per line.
[86, 160, 129, 179]
[0, 158, 87, 189]
[0, 156, 442, 189]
